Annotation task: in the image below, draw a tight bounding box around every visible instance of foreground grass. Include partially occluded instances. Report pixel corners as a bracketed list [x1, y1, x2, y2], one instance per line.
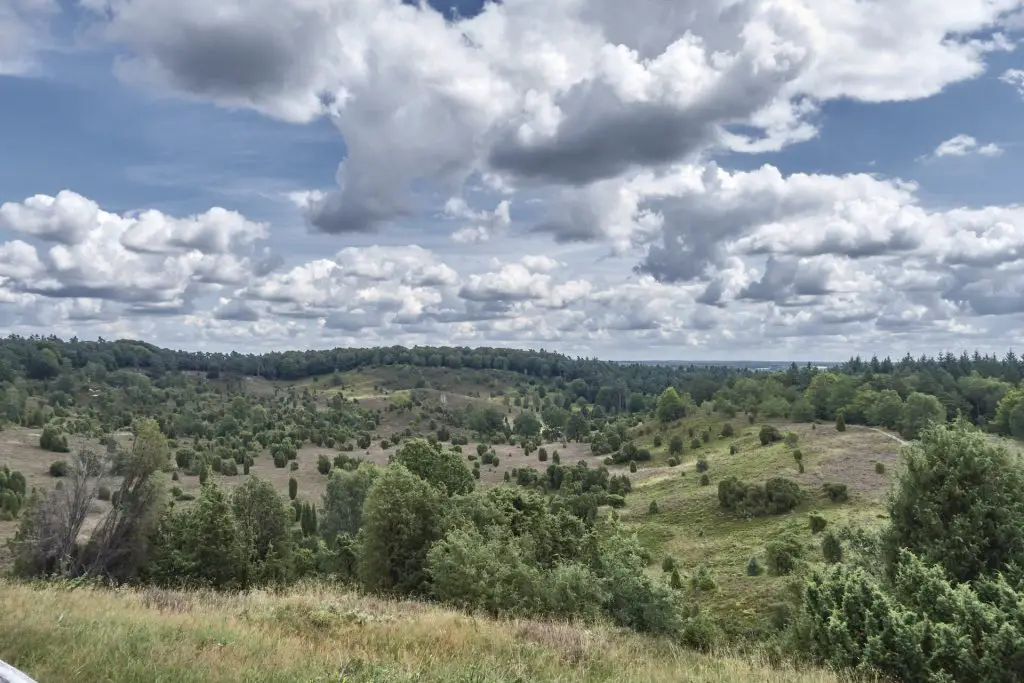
[0, 581, 841, 683]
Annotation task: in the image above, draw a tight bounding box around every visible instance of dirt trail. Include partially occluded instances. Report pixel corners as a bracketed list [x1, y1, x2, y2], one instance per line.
[858, 426, 907, 445]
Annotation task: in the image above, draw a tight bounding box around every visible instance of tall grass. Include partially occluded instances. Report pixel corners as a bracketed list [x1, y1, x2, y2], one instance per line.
[0, 580, 841, 683]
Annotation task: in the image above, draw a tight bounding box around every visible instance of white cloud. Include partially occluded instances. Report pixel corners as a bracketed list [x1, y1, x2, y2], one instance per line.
[1000, 68, 1024, 97]
[78, 0, 1020, 237]
[932, 134, 1003, 158]
[0, 190, 271, 309]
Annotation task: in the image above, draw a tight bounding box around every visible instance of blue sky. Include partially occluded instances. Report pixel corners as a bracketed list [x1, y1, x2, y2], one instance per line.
[2, 0, 1024, 360]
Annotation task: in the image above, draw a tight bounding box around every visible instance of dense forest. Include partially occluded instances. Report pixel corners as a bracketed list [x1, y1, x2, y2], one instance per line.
[4, 335, 1024, 682]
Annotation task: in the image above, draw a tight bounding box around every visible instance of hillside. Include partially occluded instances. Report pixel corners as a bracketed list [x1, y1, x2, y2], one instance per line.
[0, 580, 839, 683]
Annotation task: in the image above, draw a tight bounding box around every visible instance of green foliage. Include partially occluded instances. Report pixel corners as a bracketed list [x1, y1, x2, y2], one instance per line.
[809, 513, 827, 534]
[758, 424, 782, 446]
[391, 438, 473, 496]
[690, 564, 716, 591]
[695, 458, 708, 473]
[358, 465, 445, 595]
[718, 475, 802, 516]
[648, 500, 659, 515]
[886, 422, 1024, 583]
[668, 435, 684, 456]
[900, 391, 945, 440]
[834, 411, 846, 432]
[39, 425, 69, 453]
[699, 473, 710, 486]
[801, 549, 1024, 683]
[720, 422, 734, 438]
[656, 387, 688, 423]
[662, 555, 676, 572]
[151, 483, 249, 589]
[288, 477, 297, 500]
[874, 461, 885, 474]
[821, 481, 848, 502]
[48, 460, 68, 477]
[512, 411, 541, 439]
[746, 555, 764, 576]
[230, 477, 294, 584]
[0, 465, 26, 518]
[765, 534, 803, 576]
[821, 530, 843, 564]
[629, 461, 637, 473]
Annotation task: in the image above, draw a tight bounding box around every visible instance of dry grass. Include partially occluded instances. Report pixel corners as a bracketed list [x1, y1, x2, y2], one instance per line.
[0, 580, 843, 683]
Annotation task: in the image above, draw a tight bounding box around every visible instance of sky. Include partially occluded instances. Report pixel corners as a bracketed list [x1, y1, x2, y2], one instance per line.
[2, 1, 1024, 361]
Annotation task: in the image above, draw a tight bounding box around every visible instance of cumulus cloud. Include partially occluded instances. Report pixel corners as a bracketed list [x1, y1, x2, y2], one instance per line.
[75, 0, 1021, 236]
[931, 134, 1003, 158]
[0, 190, 269, 310]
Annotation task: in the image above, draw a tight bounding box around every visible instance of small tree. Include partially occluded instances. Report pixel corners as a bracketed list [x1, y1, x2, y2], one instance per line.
[721, 423, 735, 438]
[809, 513, 827, 534]
[699, 473, 710, 486]
[821, 530, 843, 564]
[288, 477, 297, 500]
[835, 412, 846, 432]
[317, 454, 331, 475]
[629, 461, 637, 473]
[649, 500, 659, 515]
[746, 555, 764, 576]
[765, 535, 803, 576]
[48, 460, 68, 477]
[759, 425, 782, 446]
[669, 435, 684, 456]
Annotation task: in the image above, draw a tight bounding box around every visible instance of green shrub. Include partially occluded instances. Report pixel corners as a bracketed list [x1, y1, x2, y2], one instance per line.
[629, 461, 637, 473]
[690, 565, 716, 591]
[690, 437, 701, 450]
[699, 473, 710, 486]
[48, 460, 68, 477]
[875, 461, 886, 474]
[887, 422, 1024, 582]
[800, 549, 1024, 682]
[669, 435, 684, 455]
[648, 500, 659, 515]
[220, 459, 238, 476]
[288, 477, 297, 500]
[768, 602, 793, 631]
[765, 535, 803, 575]
[39, 425, 70, 453]
[662, 556, 676, 572]
[835, 412, 846, 432]
[538, 448, 548, 462]
[746, 555, 764, 576]
[822, 482, 848, 503]
[289, 461, 298, 471]
[171, 470, 179, 481]
[758, 424, 782, 446]
[821, 530, 843, 563]
[669, 568, 682, 590]
[652, 435, 663, 448]
[667, 457, 679, 467]
[97, 484, 112, 501]
[792, 448, 803, 462]
[701, 430, 711, 443]
[695, 458, 708, 473]
[729, 443, 738, 455]
[784, 432, 799, 447]
[721, 423, 735, 438]
[273, 452, 286, 468]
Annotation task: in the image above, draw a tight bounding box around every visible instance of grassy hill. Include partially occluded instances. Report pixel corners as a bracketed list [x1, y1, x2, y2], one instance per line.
[0, 580, 840, 683]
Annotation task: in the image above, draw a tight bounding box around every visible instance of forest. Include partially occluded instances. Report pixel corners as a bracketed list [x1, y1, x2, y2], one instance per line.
[3, 334, 1024, 682]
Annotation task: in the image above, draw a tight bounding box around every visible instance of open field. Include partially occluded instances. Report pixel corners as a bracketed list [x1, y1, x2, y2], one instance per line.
[622, 422, 903, 635]
[0, 580, 845, 683]
[0, 423, 601, 550]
